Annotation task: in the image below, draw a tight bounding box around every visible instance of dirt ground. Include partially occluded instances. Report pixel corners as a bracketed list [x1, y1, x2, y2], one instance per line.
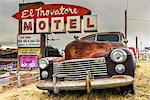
[0, 61, 150, 100]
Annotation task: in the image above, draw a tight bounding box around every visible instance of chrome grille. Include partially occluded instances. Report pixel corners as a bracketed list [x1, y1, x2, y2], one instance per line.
[53, 57, 107, 80]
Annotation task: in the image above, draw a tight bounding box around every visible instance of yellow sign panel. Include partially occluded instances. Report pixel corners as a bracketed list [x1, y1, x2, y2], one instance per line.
[18, 48, 41, 55]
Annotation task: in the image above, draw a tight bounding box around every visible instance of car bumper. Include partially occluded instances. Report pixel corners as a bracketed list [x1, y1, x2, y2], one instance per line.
[36, 75, 134, 93]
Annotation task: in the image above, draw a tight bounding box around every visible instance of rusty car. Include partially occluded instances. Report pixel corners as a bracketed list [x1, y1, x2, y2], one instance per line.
[36, 32, 136, 95]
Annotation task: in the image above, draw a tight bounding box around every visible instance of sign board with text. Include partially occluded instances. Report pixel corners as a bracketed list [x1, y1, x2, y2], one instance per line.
[0, 60, 17, 71]
[17, 34, 41, 47]
[20, 55, 38, 68]
[13, 4, 98, 33]
[18, 48, 41, 55]
[13, 4, 91, 20]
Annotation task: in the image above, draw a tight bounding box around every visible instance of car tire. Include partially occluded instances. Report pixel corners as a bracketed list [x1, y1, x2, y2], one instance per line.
[120, 84, 135, 96]
[48, 90, 53, 95]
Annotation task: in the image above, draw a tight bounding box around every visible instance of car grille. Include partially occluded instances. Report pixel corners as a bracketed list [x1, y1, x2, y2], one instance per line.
[53, 57, 108, 81]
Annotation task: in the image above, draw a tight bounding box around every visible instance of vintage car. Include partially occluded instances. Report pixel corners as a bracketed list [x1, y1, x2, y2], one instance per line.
[36, 32, 136, 95]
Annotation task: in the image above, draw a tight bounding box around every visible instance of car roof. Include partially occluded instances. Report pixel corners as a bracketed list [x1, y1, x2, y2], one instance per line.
[80, 32, 125, 39]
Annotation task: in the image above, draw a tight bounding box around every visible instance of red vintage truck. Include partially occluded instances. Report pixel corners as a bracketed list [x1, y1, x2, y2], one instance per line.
[36, 32, 136, 95]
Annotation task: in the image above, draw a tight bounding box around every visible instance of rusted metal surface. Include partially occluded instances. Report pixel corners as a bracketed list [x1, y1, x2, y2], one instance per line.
[36, 75, 134, 92]
[65, 40, 112, 60]
[86, 71, 92, 93]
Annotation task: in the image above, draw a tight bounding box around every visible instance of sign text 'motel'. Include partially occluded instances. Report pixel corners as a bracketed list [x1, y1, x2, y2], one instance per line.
[13, 4, 98, 33]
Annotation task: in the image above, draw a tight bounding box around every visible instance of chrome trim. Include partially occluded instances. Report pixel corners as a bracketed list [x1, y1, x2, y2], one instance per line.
[53, 57, 107, 80]
[37, 75, 134, 93]
[110, 49, 127, 63]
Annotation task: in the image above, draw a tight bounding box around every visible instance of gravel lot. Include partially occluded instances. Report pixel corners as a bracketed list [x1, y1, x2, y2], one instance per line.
[0, 61, 150, 100]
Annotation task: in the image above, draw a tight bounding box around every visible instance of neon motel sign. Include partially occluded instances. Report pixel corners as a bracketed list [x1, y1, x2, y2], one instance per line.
[13, 4, 98, 33]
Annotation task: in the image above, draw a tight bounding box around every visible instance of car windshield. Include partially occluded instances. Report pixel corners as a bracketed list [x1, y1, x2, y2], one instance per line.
[80, 34, 96, 41]
[97, 34, 120, 42]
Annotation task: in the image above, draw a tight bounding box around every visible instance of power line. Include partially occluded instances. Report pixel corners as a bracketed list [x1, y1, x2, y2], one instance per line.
[128, 18, 150, 22]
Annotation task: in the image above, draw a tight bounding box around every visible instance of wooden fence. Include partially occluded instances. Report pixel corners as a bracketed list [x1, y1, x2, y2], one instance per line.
[0, 72, 39, 92]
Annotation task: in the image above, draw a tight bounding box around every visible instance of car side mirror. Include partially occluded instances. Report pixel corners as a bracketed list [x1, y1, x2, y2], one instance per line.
[124, 39, 128, 44]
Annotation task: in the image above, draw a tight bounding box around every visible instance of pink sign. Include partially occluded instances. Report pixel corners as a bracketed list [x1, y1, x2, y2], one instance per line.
[20, 55, 38, 68]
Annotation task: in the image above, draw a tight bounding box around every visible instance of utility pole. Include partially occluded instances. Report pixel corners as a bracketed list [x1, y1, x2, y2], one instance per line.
[125, 10, 127, 39]
[125, 0, 128, 46]
[140, 41, 142, 60]
[136, 36, 139, 61]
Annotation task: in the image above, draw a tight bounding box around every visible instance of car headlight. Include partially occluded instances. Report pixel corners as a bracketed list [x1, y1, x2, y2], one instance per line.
[41, 71, 48, 79]
[110, 49, 127, 63]
[115, 64, 125, 74]
[39, 58, 49, 69]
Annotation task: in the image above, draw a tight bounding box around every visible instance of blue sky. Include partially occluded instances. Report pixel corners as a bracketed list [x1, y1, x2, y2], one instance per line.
[0, 0, 150, 50]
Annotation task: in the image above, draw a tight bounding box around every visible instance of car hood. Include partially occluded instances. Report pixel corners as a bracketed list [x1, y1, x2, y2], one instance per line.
[65, 40, 114, 60]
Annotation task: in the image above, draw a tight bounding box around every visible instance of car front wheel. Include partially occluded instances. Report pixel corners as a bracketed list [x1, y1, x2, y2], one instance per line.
[120, 84, 135, 96]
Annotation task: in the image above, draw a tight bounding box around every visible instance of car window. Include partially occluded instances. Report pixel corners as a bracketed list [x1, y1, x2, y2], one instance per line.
[80, 34, 96, 41]
[97, 34, 119, 42]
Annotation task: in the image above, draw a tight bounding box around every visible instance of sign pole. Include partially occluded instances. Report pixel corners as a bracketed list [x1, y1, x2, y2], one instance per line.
[41, 34, 46, 57]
